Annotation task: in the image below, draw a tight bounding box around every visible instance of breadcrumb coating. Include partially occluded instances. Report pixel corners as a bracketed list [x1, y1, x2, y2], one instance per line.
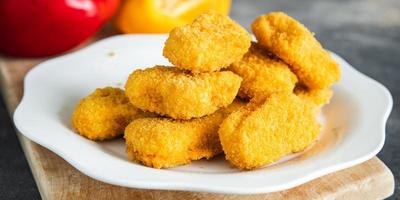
[163, 11, 251, 73]
[125, 66, 242, 119]
[228, 42, 298, 99]
[72, 87, 148, 140]
[219, 93, 320, 170]
[294, 85, 333, 107]
[252, 12, 340, 89]
[124, 99, 246, 168]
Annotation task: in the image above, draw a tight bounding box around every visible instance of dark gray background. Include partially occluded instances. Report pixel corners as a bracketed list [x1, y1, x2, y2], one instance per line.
[0, 0, 398, 199]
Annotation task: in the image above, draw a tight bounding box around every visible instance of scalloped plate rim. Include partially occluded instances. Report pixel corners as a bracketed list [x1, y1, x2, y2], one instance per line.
[13, 34, 393, 194]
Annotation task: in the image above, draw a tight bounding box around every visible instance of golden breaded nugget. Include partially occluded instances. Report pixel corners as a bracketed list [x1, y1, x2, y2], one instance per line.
[228, 42, 298, 99]
[219, 93, 320, 170]
[252, 12, 340, 89]
[294, 85, 333, 107]
[124, 99, 246, 168]
[125, 66, 242, 119]
[72, 87, 148, 140]
[163, 11, 251, 73]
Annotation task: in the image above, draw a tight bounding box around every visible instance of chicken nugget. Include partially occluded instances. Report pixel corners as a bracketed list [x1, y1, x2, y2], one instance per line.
[294, 85, 333, 107]
[125, 66, 242, 119]
[252, 12, 340, 89]
[219, 93, 320, 170]
[228, 42, 298, 99]
[72, 87, 148, 140]
[163, 11, 251, 73]
[124, 99, 246, 168]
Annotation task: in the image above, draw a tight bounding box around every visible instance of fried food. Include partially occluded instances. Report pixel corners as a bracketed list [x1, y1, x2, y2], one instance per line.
[219, 93, 320, 170]
[163, 11, 251, 73]
[125, 66, 242, 119]
[70, 11, 340, 171]
[228, 42, 298, 99]
[125, 99, 246, 168]
[252, 12, 340, 89]
[72, 87, 148, 140]
[294, 85, 333, 107]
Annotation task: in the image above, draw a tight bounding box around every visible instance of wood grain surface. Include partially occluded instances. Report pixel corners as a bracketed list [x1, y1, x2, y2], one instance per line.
[0, 33, 395, 200]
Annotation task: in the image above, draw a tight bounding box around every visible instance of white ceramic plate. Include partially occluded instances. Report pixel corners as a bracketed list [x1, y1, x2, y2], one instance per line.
[13, 35, 392, 194]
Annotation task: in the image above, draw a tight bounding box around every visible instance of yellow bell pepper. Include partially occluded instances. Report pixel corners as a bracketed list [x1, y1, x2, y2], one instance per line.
[113, 0, 231, 33]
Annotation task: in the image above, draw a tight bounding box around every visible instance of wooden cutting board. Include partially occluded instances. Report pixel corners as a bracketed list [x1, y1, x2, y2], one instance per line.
[0, 31, 395, 200]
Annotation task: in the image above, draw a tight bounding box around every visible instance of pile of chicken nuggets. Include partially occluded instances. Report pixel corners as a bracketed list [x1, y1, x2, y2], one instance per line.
[72, 11, 340, 170]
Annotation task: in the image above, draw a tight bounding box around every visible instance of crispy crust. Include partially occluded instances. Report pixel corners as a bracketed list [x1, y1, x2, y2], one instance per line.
[163, 11, 251, 73]
[71, 87, 148, 140]
[294, 84, 333, 115]
[124, 66, 242, 119]
[294, 84, 333, 107]
[228, 42, 298, 99]
[219, 93, 320, 170]
[124, 99, 246, 168]
[252, 12, 340, 89]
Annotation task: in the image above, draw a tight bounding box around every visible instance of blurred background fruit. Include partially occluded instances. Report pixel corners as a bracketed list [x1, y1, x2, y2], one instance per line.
[113, 0, 231, 33]
[0, 0, 120, 57]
